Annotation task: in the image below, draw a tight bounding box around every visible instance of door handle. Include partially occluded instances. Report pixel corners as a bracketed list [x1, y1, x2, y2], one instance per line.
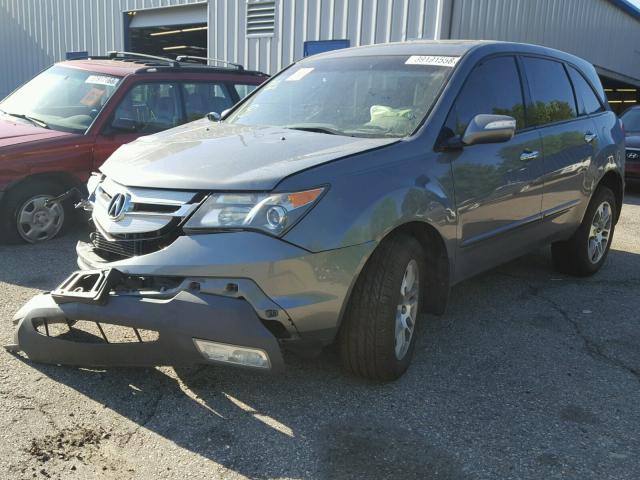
[520, 150, 540, 162]
[584, 132, 598, 143]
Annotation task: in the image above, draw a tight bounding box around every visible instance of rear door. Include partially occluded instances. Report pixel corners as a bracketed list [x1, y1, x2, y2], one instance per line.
[181, 81, 235, 122]
[444, 55, 545, 279]
[521, 56, 596, 221]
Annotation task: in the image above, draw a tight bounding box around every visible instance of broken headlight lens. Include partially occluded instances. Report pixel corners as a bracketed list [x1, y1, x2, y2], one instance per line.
[184, 188, 325, 236]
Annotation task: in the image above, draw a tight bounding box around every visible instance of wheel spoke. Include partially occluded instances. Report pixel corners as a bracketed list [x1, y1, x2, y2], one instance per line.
[23, 225, 43, 241]
[31, 197, 47, 209]
[18, 208, 35, 224]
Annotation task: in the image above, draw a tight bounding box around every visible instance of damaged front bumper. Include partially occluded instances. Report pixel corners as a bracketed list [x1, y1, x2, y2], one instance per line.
[7, 271, 285, 371]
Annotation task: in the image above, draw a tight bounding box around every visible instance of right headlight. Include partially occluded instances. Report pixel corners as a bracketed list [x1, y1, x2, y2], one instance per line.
[183, 187, 325, 236]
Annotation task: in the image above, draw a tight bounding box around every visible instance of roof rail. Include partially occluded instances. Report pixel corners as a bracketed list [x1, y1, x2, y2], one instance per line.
[175, 55, 244, 71]
[106, 51, 180, 67]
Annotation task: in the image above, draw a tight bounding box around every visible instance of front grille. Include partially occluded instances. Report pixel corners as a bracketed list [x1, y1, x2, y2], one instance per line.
[91, 228, 180, 261]
[89, 178, 200, 261]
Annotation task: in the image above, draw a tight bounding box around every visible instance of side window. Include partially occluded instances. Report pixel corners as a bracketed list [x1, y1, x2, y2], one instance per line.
[182, 82, 234, 122]
[113, 83, 180, 133]
[233, 83, 259, 99]
[567, 66, 604, 116]
[445, 56, 525, 137]
[522, 57, 577, 126]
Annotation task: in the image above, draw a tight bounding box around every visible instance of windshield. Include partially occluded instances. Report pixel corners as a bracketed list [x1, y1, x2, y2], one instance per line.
[621, 108, 640, 133]
[226, 55, 454, 138]
[0, 66, 121, 134]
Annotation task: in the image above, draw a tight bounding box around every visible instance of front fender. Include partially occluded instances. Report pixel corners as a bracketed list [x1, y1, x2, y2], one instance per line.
[281, 140, 457, 256]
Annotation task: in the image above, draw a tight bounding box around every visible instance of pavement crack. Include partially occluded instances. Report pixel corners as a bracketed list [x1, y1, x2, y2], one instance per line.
[532, 288, 640, 383]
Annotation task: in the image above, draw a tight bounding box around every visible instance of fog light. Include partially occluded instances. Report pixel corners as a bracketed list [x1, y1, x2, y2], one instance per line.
[193, 339, 271, 368]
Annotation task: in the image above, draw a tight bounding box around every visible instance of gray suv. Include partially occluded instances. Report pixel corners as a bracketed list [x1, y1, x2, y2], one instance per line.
[10, 41, 625, 381]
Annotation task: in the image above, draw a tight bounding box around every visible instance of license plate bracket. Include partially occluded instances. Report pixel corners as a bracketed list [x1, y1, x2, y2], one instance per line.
[51, 269, 122, 305]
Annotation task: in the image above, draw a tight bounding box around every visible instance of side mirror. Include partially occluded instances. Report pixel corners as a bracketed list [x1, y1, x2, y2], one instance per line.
[462, 114, 516, 146]
[206, 111, 221, 122]
[220, 108, 232, 119]
[111, 117, 138, 133]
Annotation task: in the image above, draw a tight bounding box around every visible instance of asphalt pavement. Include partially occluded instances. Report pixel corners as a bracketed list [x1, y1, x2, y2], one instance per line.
[1, 191, 639, 480]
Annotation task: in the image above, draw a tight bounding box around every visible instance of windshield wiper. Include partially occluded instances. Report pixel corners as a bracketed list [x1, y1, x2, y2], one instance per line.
[5, 112, 48, 129]
[283, 124, 342, 136]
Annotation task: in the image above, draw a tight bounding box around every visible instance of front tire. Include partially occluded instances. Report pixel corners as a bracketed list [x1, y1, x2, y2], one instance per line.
[551, 186, 617, 276]
[0, 180, 68, 244]
[339, 233, 425, 381]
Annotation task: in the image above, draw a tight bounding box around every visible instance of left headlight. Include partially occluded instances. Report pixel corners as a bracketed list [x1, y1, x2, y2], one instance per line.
[183, 187, 325, 236]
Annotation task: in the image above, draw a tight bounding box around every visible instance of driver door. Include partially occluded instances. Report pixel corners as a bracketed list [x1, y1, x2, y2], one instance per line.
[93, 82, 182, 168]
[443, 55, 545, 279]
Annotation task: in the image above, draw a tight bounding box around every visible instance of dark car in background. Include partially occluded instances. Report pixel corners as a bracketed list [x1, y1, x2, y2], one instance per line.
[0, 52, 267, 243]
[620, 106, 640, 183]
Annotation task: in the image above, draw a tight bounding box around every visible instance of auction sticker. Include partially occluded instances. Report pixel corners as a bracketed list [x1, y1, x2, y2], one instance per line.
[85, 75, 120, 87]
[405, 55, 459, 67]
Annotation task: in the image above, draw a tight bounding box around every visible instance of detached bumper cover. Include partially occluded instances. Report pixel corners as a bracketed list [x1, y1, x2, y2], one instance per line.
[9, 290, 284, 371]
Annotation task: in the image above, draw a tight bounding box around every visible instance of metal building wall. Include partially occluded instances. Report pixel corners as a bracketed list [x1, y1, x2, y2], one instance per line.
[0, 0, 442, 97]
[0, 0, 205, 97]
[212, 0, 441, 75]
[449, 0, 640, 85]
[3, 0, 640, 97]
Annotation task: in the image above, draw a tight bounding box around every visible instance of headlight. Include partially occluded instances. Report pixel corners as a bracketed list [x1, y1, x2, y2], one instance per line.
[184, 187, 325, 236]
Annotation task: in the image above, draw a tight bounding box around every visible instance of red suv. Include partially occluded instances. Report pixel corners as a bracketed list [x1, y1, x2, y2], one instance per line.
[0, 52, 267, 243]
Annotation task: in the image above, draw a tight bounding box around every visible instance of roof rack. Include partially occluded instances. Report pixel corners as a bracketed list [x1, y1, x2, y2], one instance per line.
[175, 55, 244, 71]
[106, 51, 180, 67]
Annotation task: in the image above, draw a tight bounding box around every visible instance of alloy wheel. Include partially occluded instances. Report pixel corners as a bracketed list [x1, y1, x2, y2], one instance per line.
[395, 259, 419, 360]
[588, 201, 612, 264]
[17, 195, 64, 243]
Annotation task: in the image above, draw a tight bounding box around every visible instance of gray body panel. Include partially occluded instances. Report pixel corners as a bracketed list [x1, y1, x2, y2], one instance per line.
[10, 41, 625, 369]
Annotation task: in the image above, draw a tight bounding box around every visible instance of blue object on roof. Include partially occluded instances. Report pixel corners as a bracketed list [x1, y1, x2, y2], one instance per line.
[65, 51, 88, 60]
[303, 40, 350, 57]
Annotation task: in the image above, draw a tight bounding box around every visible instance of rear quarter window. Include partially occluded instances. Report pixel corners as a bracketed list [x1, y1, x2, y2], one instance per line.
[567, 66, 604, 116]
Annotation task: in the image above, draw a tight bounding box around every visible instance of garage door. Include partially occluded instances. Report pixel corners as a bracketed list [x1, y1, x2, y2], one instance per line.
[127, 4, 208, 60]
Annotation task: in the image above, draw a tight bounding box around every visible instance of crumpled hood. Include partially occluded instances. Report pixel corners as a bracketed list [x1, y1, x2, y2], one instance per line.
[0, 115, 70, 148]
[100, 119, 397, 190]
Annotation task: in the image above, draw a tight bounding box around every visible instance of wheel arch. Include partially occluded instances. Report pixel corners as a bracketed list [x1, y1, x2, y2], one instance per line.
[336, 220, 451, 336]
[391, 221, 451, 315]
[1, 171, 82, 204]
[596, 170, 624, 223]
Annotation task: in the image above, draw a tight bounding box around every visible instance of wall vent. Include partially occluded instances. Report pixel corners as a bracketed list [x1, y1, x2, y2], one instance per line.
[246, 0, 276, 37]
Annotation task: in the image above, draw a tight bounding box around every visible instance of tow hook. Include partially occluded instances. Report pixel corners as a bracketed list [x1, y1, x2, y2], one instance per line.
[44, 187, 92, 211]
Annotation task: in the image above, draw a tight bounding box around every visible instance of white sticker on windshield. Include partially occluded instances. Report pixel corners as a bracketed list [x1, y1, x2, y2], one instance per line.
[405, 55, 459, 67]
[85, 75, 119, 87]
[285, 67, 314, 81]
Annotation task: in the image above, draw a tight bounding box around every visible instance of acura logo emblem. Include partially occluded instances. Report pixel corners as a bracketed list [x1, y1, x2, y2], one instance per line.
[107, 193, 130, 221]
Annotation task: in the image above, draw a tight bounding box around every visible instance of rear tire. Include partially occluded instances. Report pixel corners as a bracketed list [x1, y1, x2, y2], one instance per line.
[339, 233, 425, 381]
[551, 186, 617, 276]
[0, 180, 69, 244]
